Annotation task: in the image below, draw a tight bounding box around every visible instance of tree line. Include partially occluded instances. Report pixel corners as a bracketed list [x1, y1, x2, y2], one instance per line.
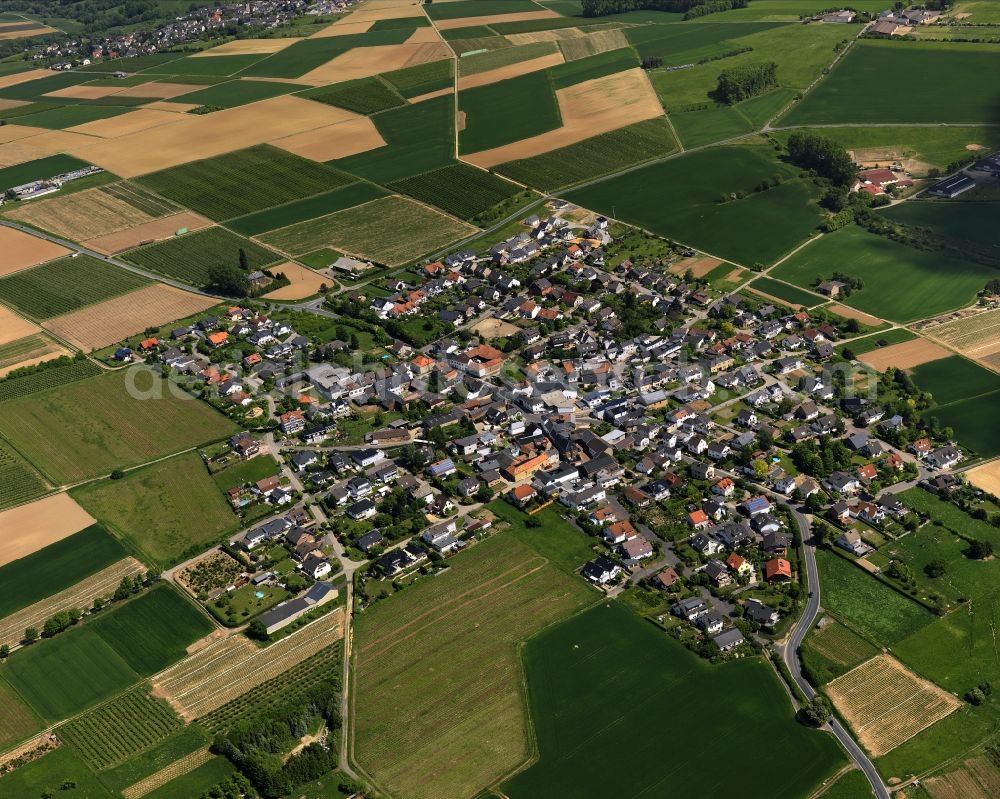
[581, 0, 746, 16]
[786, 131, 858, 187]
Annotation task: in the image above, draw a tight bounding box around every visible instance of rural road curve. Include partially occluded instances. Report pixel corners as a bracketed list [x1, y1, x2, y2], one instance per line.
[781, 507, 890, 799]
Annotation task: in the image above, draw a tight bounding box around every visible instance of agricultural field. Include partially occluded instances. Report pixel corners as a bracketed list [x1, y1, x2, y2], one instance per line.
[800, 618, 880, 686]
[838, 328, 917, 358]
[0, 332, 69, 376]
[121, 226, 281, 287]
[748, 277, 823, 308]
[497, 116, 677, 190]
[458, 41, 560, 77]
[225, 181, 388, 237]
[165, 78, 301, 109]
[388, 162, 525, 221]
[0, 436, 48, 510]
[138, 755, 235, 799]
[922, 751, 1000, 799]
[154, 608, 345, 719]
[566, 144, 824, 266]
[818, 769, 876, 799]
[99, 726, 208, 797]
[0, 745, 114, 799]
[71, 451, 239, 567]
[58, 687, 182, 771]
[908, 356, 1000, 456]
[381, 58, 453, 98]
[883, 201, 1000, 252]
[0, 226, 69, 277]
[910, 356, 1000, 410]
[305, 76, 405, 114]
[0, 557, 145, 649]
[0, 369, 238, 484]
[459, 70, 562, 154]
[857, 337, 950, 373]
[923, 309, 1000, 369]
[825, 654, 961, 757]
[135, 145, 354, 221]
[353, 533, 595, 799]
[0, 492, 96, 569]
[626, 20, 781, 67]
[0, 358, 102, 403]
[0, 254, 151, 320]
[0, 153, 91, 188]
[770, 225, 995, 323]
[0, 678, 41, 752]
[258, 194, 475, 265]
[425, 0, 543, 20]
[663, 104, 753, 149]
[780, 41, 1000, 126]
[816, 548, 933, 647]
[502, 601, 845, 799]
[335, 95, 455, 183]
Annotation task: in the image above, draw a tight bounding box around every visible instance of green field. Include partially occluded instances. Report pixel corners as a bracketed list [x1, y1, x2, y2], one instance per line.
[910, 356, 1000, 407]
[770, 225, 994, 323]
[353, 532, 595, 799]
[0, 255, 150, 319]
[0, 745, 113, 799]
[781, 41, 1000, 125]
[169, 78, 301, 108]
[72, 451, 239, 567]
[121, 226, 281, 286]
[304, 76, 405, 114]
[0, 369, 237, 484]
[0, 677, 41, 753]
[98, 726, 208, 795]
[211, 454, 280, 492]
[225, 181, 387, 237]
[0, 436, 48, 509]
[0, 358, 102, 404]
[425, 0, 541, 19]
[819, 769, 875, 799]
[459, 41, 557, 76]
[0, 524, 126, 618]
[749, 276, 823, 308]
[837, 328, 916, 358]
[503, 601, 845, 799]
[496, 117, 679, 190]
[58, 687, 182, 771]
[152, 53, 266, 76]
[459, 71, 561, 154]
[800, 618, 880, 686]
[388, 162, 524, 221]
[8, 103, 132, 129]
[566, 144, 823, 265]
[548, 47, 638, 88]
[142, 757, 236, 799]
[817, 548, 933, 646]
[136, 145, 353, 220]
[626, 20, 781, 67]
[0, 154, 93, 191]
[668, 104, 754, 149]
[882, 201, 1000, 251]
[336, 95, 455, 182]
[925, 392, 1000, 459]
[381, 59, 453, 98]
[259, 194, 472, 265]
[0, 72, 95, 102]
[241, 28, 416, 79]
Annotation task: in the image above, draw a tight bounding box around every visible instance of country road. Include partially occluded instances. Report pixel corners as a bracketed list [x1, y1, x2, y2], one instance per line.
[781, 506, 890, 799]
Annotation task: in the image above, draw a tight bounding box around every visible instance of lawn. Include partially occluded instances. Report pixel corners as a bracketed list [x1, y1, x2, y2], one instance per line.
[0, 369, 237, 484]
[0, 255, 151, 320]
[502, 601, 845, 799]
[121, 226, 282, 287]
[487, 499, 595, 574]
[459, 70, 561, 154]
[496, 117, 678, 190]
[0, 523, 126, 618]
[225, 182, 387, 236]
[0, 745, 114, 799]
[258, 194, 473, 265]
[353, 533, 596, 799]
[136, 145, 353, 221]
[71, 452, 239, 567]
[336, 95, 455, 183]
[780, 40, 1000, 126]
[882, 201, 1000, 251]
[770, 225, 995, 323]
[565, 144, 824, 266]
[817, 548, 933, 647]
[211, 454, 280, 492]
[749, 276, 823, 308]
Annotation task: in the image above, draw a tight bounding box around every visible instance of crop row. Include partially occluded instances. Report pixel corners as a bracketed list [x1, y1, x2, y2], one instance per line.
[59, 687, 182, 770]
[101, 181, 181, 218]
[308, 77, 404, 115]
[0, 360, 101, 404]
[388, 163, 523, 222]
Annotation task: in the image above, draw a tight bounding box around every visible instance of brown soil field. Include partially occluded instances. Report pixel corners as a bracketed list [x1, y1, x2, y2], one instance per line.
[43, 84, 122, 100]
[0, 305, 40, 345]
[121, 748, 214, 799]
[859, 337, 951, 372]
[82, 211, 213, 254]
[339, 0, 425, 23]
[68, 108, 184, 138]
[925, 757, 1000, 799]
[747, 286, 802, 307]
[964, 460, 1000, 496]
[506, 29, 585, 45]
[0, 335, 71, 378]
[0, 130, 99, 167]
[263, 262, 332, 300]
[43, 283, 217, 351]
[124, 81, 200, 99]
[409, 86, 453, 103]
[0, 227, 71, 276]
[299, 41, 451, 84]
[0, 557, 144, 649]
[435, 10, 560, 30]
[471, 317, 520, 339]
[140, 101, 202, 113]
[827, 303, 884, 327]
[925, 308, 1000, 362]
[456, 109, 466, 131]
[0, 99, 27, 112]
[464, 67, 663, 168]
[668, 255, 722, 278]
[0, 69, 50, 89]
[0, 23, 57, 40]
[826, 654, 961, 757]
[6, 186, 157, 241]
[0, 493, 95, 567]
[312, 20, 375, 37]
[458, 51, 565, 90]
[270, 115, 386, 161]
[406, 26, 443, 44]
[192, 37, 300, 56]
[0, 124, 42, 145]
[64, 95, 360, 177]
[559, 29, 629, 61]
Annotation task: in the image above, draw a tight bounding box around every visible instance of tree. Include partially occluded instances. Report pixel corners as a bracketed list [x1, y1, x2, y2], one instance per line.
[207, 263, 250, 297]
[114, 575, 134, 601]
[713, 62, 777, 104]
[110, 469, 124, 480]
[24, 626, 39, 643]
[246, 619, 269, 641]
[238, 247, 250, 271]
[969, 539, 994, 560]
[0, 644, 9, 659]
[799, 695, 831, 726]
[924, 559, 947, 578]
[786, 131, 857, 187]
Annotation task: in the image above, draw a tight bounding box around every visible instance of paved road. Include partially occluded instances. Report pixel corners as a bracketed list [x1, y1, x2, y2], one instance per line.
[781, 507, 891, 799]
